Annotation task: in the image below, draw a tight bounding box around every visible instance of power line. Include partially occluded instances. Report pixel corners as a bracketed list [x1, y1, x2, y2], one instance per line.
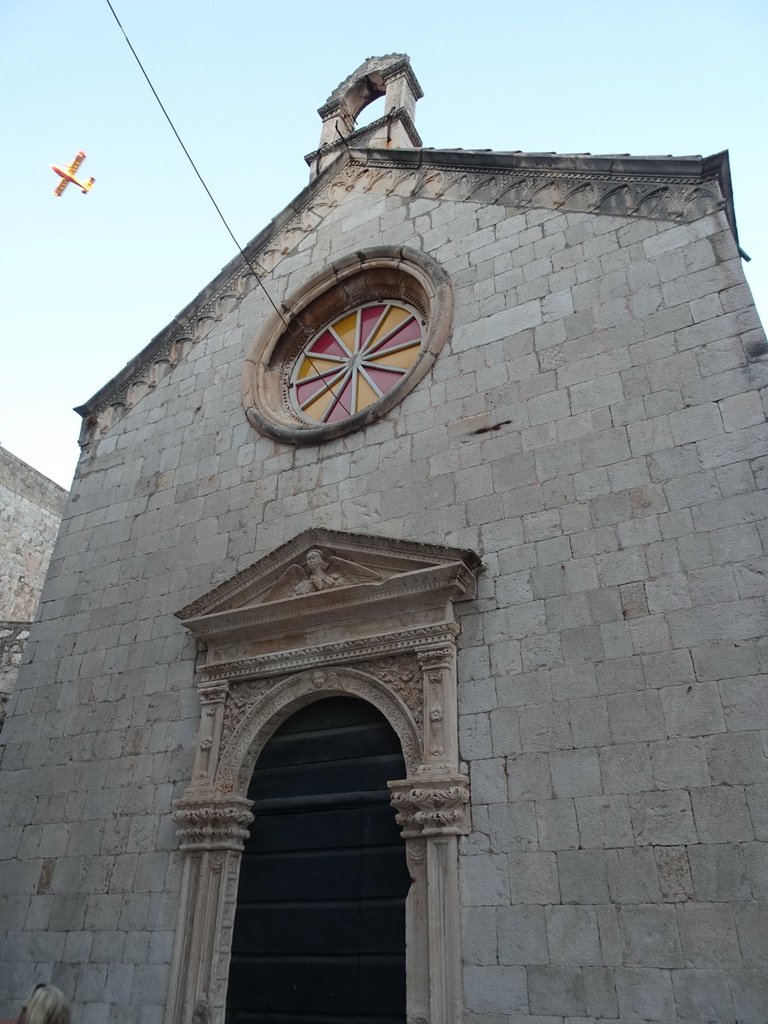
[103, 0, 352, 420]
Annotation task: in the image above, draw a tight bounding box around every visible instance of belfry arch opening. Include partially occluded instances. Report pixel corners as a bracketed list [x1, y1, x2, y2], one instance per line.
[341, 73, 387, 125]
[225, 696, 411, 1024]
[353, 93, 386, 130]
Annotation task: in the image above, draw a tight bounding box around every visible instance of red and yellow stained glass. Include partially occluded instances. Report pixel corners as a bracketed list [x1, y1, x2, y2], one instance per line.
[289, 303, 423, 424]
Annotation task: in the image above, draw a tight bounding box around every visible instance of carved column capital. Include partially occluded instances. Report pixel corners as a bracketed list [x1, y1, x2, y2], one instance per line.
[416, 645, 454, 672]
[389, 776, 470, 838]
[199, 681, 229, 703]
[172, 797, 254, 852]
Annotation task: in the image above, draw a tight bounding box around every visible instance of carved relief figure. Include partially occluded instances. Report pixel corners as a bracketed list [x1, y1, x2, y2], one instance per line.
[264, 549, 381, 601]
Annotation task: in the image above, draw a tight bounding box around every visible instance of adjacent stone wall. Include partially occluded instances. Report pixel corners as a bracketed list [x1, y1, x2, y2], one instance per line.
[0, 624, 31, 722]
[0, 175, 766, 1022]
[0, 447, 67, 623]
[0, 447, 67, 721]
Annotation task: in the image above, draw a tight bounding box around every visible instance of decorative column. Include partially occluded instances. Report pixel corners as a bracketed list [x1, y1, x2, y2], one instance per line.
[165, 682, 253, 1024]
[389, 780, 470, 1024]
[388, 643, 470, 1024]
[164, 799, 254, 1024]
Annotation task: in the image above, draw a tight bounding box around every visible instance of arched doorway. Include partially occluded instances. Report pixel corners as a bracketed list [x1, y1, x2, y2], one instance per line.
[225, 696, 411, 1024]
[170, 534, 480, 1024]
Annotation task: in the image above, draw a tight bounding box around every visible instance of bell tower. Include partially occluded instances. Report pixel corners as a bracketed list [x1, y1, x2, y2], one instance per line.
[305, 53, 423, 178]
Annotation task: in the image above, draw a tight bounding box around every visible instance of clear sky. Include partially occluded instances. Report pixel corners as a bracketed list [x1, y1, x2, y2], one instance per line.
[2, 0, 766, 489]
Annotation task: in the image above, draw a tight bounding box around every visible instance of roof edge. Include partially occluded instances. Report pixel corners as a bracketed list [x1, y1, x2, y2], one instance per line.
[353, 145, 738, 242]
[74, 149, 353, 419]
[357, 145, 731, 186]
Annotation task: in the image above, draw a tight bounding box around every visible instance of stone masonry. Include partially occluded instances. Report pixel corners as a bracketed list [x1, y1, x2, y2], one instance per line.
[0, 57, 766, 1024]
[0, 446, 67, 723]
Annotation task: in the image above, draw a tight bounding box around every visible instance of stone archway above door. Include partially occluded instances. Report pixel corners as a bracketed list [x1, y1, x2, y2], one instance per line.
[165, 529, 483, 1024]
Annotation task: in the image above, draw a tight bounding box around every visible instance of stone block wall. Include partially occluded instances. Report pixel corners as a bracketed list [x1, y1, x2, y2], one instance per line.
[0, 446, 67, 721]
[0, 177, 766, 1022]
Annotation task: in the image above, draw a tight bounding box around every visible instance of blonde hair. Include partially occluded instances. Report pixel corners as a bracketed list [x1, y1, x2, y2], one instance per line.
[19, 986, 71, 1024]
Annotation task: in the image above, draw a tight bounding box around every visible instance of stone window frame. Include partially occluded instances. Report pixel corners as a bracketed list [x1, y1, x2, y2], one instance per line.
[164, 530, 481, 1024]
[241, 246, 453, 444]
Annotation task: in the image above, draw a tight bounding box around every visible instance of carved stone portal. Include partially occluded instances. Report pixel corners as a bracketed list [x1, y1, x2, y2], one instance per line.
[165, 529, 482, 1024]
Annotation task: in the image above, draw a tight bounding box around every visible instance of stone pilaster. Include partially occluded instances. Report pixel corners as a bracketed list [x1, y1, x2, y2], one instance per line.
[417, 645, 459, 770]
[165, 798, 253, 1024]
[389, 778, 470, 1024]
[191, 682, 228, 787]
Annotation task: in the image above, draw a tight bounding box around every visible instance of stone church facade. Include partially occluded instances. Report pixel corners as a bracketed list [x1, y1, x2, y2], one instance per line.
[1, 54, 767, 1024]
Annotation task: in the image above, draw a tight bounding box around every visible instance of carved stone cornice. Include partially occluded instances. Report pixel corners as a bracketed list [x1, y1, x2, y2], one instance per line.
[184, 562, 476, 645]
[198, 623, 460, 684]
[389, 776, 471, 837]
[304, 108, 422, 169]
[74, 152, 355, 443]
[174, 531, 480, 691]
[172, 797, 254, 852]
[343, 148, 728, 227]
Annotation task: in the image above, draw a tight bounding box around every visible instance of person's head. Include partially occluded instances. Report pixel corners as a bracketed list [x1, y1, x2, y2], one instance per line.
[306, 549, 327, 571]
[18, 985, 71, 1024]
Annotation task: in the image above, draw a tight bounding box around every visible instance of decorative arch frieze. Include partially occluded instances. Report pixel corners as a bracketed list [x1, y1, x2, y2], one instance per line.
[217, 663, 424, 794]
[164, 530, 482, 1024]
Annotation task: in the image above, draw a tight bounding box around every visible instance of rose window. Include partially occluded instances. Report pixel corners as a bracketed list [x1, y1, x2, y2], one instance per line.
[289, 303, 423, 425]
[241, 246, 452, 444]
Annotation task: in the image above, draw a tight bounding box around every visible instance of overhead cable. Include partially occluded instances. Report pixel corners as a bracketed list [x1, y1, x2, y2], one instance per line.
[103, 0, 352, 418]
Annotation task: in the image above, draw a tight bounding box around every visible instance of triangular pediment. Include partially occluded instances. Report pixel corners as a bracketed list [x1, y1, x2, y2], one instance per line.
[177, 529, 482, 626]
[76, 142, 736, 450]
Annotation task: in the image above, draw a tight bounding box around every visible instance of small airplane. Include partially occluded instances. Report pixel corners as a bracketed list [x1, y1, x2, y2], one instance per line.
[51, 151, 95, 196]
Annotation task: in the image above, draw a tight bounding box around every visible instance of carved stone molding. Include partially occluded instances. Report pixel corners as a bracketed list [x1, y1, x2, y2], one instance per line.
[390, 777, 471, 838]
[216, 664, 424, 796]
[342, 149, 729, 227]
[364, 653, 424, 730]
[264, 549, 381, 600]
[172, 798, 254, 852]
[211, 657, 425, 773]
[198, 622, 460, 683]
[180, 529, 480, 620]
[177, 530, 479, 670]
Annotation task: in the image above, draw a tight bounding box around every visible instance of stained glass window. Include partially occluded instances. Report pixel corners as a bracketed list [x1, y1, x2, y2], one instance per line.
[289, 302, 423, 424]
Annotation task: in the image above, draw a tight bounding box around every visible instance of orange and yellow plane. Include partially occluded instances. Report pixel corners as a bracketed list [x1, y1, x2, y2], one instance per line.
[51, 151, 95, 196]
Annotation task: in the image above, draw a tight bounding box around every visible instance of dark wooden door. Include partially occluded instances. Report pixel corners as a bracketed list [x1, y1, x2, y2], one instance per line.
[226, 696, 410, 1024]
